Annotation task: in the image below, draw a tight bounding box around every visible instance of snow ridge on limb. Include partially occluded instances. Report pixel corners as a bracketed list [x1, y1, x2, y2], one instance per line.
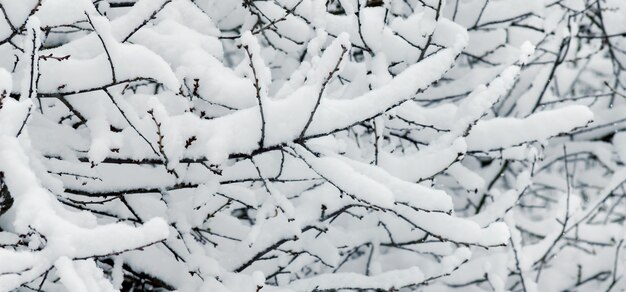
[466, 105, 594, 152]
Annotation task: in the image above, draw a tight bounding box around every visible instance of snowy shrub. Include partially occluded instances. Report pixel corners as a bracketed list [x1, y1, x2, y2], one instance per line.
[0, 0, 625, 291]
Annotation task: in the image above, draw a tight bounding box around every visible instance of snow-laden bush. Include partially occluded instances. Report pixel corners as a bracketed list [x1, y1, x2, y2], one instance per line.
[0, 0, 625, 291]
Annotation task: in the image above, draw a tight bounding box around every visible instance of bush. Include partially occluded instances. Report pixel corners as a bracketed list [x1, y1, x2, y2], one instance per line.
[0, 0, 625, 291]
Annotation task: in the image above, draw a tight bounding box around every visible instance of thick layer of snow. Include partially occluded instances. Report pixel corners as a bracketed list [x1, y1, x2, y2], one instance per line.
[466, 105, 594, 151]
[0, 0, 622, 291]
